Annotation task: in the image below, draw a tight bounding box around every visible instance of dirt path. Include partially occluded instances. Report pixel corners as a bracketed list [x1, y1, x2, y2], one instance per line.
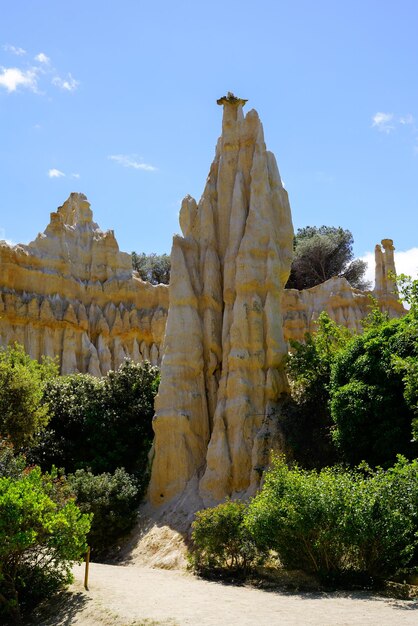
[34, 562, 418, 626]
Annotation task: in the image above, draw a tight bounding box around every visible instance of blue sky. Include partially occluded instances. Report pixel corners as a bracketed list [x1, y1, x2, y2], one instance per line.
[1, 0, 418, 279]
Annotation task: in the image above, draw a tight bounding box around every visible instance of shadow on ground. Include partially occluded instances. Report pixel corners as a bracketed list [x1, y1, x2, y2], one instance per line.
[26, 590, 91, 626]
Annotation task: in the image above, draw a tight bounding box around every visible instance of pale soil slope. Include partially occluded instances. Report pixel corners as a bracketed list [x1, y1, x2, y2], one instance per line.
[34, 563, 418, 626]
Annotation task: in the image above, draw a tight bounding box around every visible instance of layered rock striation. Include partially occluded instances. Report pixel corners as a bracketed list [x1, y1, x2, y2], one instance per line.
[149, 94, 294, 508]
[0, 193, 168, 375]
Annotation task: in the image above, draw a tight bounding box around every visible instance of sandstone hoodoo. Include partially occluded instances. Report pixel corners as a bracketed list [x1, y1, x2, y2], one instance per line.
[149, 94, 295, 508]
[0, 193, 168, 375]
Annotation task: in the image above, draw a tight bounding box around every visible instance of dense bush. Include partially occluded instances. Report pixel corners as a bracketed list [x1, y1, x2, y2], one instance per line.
[68, 468, 139, 558]
[0, 464, 91, 623]
[282, 312, 351, 468]
[245, 456, 418, 580]
[190, 500, 262, 573]
[33, 359, 159, 482]
[0, 345, 57, 449]
[330, 313, 418, 466]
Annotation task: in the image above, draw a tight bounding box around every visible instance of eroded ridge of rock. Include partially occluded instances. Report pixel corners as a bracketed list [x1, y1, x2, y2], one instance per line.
[283, 243, 404, 343]
[149, 94, 294, 508]
[0, 193, 168, 375]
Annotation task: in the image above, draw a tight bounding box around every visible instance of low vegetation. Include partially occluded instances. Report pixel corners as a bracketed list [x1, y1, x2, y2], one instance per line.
[0, 355, 160, 622]
[191, 456, 418, 583]
[190, 277, 418, 585]
[0, 443, 91, 624]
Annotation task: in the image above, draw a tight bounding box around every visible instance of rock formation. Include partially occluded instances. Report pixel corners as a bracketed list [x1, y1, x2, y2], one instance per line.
[0, 193, 168, 375]
[283, 245, 404, 343]
[149, 93, 294, 508]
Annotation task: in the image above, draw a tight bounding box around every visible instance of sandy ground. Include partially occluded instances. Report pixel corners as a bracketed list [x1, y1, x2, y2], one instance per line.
[32, 562, 418, 626]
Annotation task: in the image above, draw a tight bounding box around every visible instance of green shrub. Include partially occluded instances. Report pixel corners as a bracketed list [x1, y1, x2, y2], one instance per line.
[68, 467, 139, 558]
[0, 466, 91, 623]
[34, 360, 159, 483]
[244, 456, 418, 580]
[283, 312, 351, 468]
[330, 316, 418, 466]
[190, 500, 262, 573]
[245, 458, 352, 575]
[0, 344, 57, 449]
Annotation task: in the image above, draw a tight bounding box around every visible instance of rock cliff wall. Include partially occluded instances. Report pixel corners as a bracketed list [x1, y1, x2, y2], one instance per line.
[283, 240, 404, 342]
[0, 193, 168, 375]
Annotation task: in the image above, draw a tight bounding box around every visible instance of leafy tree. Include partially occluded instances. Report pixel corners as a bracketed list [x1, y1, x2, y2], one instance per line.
[31, 374, 103, 474]
[132, 251, 170, 285]
[0, 345, 57, 449]
[0, 466, 91, 623]
[68, 468, 139, 558]
[330, 312, 418, 466]
[33, 360, 159, 482]
[286, 226, 369, 291]
[282, 312, 351, 468]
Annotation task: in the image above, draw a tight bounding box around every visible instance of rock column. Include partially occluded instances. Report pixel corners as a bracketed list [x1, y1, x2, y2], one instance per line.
[149, 94, 294, 508]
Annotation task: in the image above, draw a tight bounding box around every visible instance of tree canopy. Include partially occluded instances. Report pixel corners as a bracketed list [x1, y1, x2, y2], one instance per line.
[132, 251, 171, 285]
[286, 226, 370, 291]
[33, 359, 159, 482]
[0, 345, 57, 449]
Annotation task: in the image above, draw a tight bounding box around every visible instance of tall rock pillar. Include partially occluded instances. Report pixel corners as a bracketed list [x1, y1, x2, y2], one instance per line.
[374, 238, 398, 296]
[149, 94, 294, 508]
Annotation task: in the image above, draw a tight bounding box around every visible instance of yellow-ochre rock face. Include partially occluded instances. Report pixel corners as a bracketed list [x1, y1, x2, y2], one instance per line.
[0, 193, 168, 375]
[149, 97, 295, 508]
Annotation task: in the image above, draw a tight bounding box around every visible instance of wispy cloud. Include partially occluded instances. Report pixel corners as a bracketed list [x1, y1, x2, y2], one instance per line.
[108, 154, 157, 172]
[0, 67, 38, 93]
[3, 44, 26, 56]
[48, 168, 65, 178]
[372, 111, 416, 134]
[400, 114, 415, 125]
[0, 46, 79, 96]
[34, 52, 50, 64]
[52, 73, 79, 92]
[372, 112, 395, 133]
[47, 169, 80, 179]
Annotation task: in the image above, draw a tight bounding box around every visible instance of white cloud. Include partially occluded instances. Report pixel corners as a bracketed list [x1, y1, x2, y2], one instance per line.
[108, 154, 157, 172]
[48, 168, 65, 178]
[35, 52, 50, 64]
[360, 246, 418, 288]
[0, 67, 38, 92]
[71, 173, 80, 179]
[400, 114, 414, 125]
[52, 73, 79, 92]
[372, 112, 394, 133]
[3, 44, 26, 56]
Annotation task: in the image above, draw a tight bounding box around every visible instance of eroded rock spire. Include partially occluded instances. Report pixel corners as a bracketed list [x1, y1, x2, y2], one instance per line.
[149, 96, 294, 509]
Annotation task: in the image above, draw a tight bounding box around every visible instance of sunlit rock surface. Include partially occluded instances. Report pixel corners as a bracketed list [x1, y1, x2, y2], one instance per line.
[0, 193, 168, 375]
[149, 94, 294, 508]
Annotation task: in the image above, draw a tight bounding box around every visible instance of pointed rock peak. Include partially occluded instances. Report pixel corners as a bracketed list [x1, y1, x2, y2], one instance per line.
[56, 192, 93, 226]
